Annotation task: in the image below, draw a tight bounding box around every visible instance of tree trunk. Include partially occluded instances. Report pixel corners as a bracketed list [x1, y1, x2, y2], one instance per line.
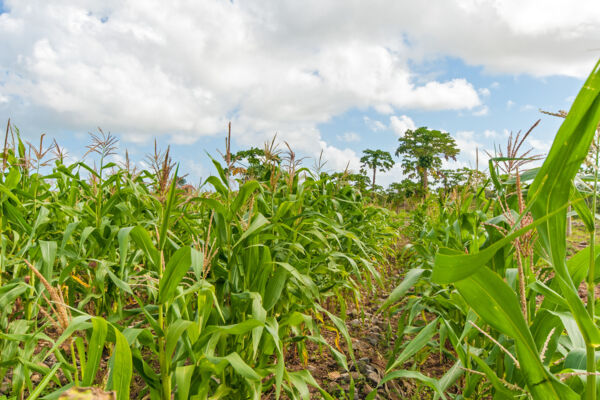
[372, 167, 376, 191]
[422, 170, 428, 197]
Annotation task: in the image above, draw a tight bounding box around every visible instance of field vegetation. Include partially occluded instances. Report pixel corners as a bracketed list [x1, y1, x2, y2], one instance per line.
[2, 60, 600, 400]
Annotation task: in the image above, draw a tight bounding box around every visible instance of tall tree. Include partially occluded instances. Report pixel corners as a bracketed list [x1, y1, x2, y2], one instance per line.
[360, 149, 395, 191]
[395, 127, 459, 195]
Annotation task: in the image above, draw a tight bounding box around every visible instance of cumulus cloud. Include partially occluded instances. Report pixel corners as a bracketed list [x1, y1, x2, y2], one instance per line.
[472, 105, 489, 116]
[0, 0, 596, 175]
[318, 141, 361, 172]
[389, 115, 416, 136]
[0, 0, 485, 148]
[363, 117, 387, 132]
[453, 130, 490, 167]
[529, 138, 551, 153]
[484, 129, 497, 138]
[337, 132, 361, 143]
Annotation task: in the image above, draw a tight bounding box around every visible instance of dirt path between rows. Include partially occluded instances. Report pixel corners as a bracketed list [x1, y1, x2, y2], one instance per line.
[284, 241, 451, 399]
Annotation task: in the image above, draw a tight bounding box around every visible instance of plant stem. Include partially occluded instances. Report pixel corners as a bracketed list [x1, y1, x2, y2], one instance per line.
[158, 303, 170, 400]
[586, 131, 600, 400]
[157, 250, 170, 400]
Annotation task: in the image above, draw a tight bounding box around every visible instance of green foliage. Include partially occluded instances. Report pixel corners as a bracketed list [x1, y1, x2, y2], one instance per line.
[0, 130, 396, 399]
[377, 59, 600, 399]
[395, 127, 459, 194]
[360, 149, 395, 190]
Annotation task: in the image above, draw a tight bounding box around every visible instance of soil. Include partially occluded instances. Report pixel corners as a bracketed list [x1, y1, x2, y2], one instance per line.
[281, 241, 457, 399]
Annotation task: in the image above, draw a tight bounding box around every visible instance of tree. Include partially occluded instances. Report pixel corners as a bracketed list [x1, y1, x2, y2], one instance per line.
[231, 147, 268, 181]
[395, 127, 459, 195]
[360, 149, 395, 191]
[433, 167, 486, 201]
[386, 179, 419, 209]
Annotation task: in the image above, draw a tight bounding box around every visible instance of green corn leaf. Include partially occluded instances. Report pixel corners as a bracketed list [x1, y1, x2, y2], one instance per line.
[234, 213, 270, 248]
[110, 325, 133, 400]
[528, 59, 600, 348]
[206, 175, 229, 197]
[435, 361, 464, 400]
[232, 180, 260, 215]
[39, 241, 57, 275]
[43, 315, 92, 361]
[158, 246, 192, 304]
[249, 292, 266, 359]
[166, 319, 193, 361]
[210, 158, 230, 189]
[276, 262, 318, 299]
[379, 370, 446, 400]
[432, 195, 574, 284]
[106, 269, 133, 295]
[117, 226, 134, 274]
[27, 363, 61, 400]
[4, 167, 21, 189]
[469, 353, 520, 399]
[175, 364, 195, 400]
[317, 305, 356, 365]
[571, 184, 595, 232]
[82, 317, 108, 386]
[130, 225, 160, 271]
[378, 268, 425, 313]
[386, 318, 439, 373]
[263, 266, 288, 311]
[265, 317, 284, 399]
[205, 352, 261, 381]
[455, 267, 577, 399]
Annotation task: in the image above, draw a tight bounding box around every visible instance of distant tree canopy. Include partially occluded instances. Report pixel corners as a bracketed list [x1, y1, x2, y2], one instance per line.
[231, 147, 269, 181]
[360, 149, 395, 191]
[395, 127, 459, 195]
[387, 179, 419, 200]
[433, 167, 486, 200]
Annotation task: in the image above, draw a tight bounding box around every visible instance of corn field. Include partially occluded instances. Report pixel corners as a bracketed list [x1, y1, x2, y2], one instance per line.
[0, 123, 397, 399]
[3, 57, 600, 399]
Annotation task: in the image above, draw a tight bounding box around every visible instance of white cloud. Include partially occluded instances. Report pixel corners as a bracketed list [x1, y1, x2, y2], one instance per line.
[472, 105, 489, 116]
[318, 141, 361, 172]
[378, 163, 405, 187]
[520, 104, 536, 111]
[507, 100, 515, 109]
[453, 130, 490, 168]
[0, 0, 485, 149]
[389, 115, 416, 136]
[336, 131, 360, 143]
[0, 0, 597, 173]
[484, 129, 497, 138]
[363, 116, 387, 132]
[490, 82, 500, 89]
[529, 138, 551, 153]
[401, 0, 600, 77]
[186, 159, 208, 183]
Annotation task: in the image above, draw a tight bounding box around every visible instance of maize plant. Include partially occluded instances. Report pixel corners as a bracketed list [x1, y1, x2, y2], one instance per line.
[0, 127, 397, 399]
[377, 59, 600, 399]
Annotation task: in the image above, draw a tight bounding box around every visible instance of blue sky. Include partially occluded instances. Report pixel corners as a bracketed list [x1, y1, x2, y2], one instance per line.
[0, 1, 597, 187]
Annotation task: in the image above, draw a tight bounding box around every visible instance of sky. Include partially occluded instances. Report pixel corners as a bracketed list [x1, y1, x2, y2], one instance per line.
[0, 0, 599, 187]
